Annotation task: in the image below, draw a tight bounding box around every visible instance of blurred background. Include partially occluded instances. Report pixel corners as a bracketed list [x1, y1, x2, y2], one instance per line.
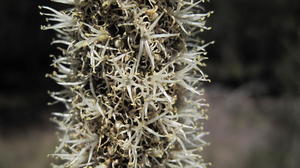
[0, 0, 299, 167]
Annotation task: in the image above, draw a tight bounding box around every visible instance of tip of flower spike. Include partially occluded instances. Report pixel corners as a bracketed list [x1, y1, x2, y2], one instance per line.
[40, 25, 46, 30]
[206, 11, 214, 17]
[50, 0, 75, 5]
[38, 6, 47, 10]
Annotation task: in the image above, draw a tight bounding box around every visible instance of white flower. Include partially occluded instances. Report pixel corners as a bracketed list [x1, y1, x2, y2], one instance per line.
[173, 1, 213, 35]
[39, 6, 77, 32]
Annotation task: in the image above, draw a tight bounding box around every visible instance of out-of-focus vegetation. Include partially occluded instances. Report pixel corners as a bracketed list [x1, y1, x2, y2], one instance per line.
[0, 130, 56, 168]
[0, 0, 299, 167]
[203, 0, 300, 167]
[205, 85, 300, 168]
[208, 0, 300, 96]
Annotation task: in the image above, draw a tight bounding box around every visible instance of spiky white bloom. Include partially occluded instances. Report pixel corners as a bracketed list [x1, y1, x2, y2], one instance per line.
[41, 0, 213, 167]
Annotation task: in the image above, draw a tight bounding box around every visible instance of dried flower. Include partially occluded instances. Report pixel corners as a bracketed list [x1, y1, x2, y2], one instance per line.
[41, 0, 213, 167]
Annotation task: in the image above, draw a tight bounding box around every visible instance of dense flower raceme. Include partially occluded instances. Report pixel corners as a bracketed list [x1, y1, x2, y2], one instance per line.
[40, 0, 213, 167]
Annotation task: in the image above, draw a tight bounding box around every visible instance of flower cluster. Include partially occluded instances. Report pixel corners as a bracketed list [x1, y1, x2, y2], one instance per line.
[41, 0, 213, 167]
